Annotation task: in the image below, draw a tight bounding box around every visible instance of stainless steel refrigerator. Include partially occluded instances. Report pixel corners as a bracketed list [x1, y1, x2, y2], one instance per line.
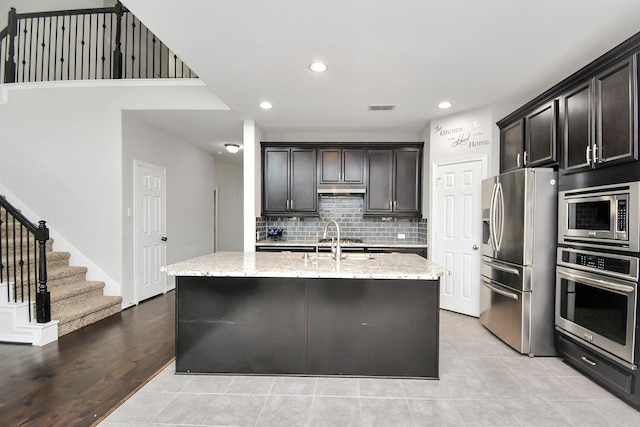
[480, 168, 557, 356]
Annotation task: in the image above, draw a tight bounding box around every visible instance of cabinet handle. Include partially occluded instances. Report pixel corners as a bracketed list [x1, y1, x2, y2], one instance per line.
[290, 199, 294, 209]
[523, 150, 528, 166]
[516, 153, 521, 167]
[586, 145, 591, 164]
[581, 356, 597, 367]
[286, 200, 290, 210]
[393, 201, 397, 210]
[592, 144, 598, 163]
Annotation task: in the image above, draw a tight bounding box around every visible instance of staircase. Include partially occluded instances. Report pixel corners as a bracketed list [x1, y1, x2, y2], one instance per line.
[1, 206, 122, 343]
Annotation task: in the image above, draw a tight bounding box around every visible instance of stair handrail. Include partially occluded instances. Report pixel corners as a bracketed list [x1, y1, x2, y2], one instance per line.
[1, 1, 196, 83]
[0, 195, 50, 323]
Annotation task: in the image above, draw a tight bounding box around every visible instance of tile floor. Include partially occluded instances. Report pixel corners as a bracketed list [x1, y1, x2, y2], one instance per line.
[99, 309, 640, 426]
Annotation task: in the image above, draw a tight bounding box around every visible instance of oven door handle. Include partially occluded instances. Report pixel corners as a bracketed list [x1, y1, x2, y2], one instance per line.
[481, 277, 519, 300]
[557, 269, 635, 294]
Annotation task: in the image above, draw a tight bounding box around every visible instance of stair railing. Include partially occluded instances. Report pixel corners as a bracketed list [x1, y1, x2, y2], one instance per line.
[0, 196, 50, 323]
[0, 1, 196, 83]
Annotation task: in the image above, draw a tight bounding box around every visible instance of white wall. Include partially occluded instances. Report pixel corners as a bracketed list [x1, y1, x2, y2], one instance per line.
[0, 80, 227, 299]
[242, 120, 263, 252]
[121, 114, 216, 306]
[424, 107, 500, 248]
[214, 162, 243, 251]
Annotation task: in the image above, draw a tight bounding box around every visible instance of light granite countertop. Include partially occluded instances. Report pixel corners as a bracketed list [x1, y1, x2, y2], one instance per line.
[161, 251, 448, 280]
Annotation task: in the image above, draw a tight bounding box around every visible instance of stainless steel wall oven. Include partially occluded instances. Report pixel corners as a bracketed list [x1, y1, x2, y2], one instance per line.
[559, 182, 640, 252]
[556, 247, 638, 367]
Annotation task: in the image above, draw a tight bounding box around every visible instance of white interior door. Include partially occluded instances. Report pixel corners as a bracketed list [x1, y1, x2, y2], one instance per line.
[432, 159, 485, 317]
[134, 161, 167, 303]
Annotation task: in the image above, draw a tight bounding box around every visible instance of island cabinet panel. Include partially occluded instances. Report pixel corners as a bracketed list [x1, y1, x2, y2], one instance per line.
[306, 278, 439, 378]
[175, 273, 440, 378]
[176, 276, 307, 374]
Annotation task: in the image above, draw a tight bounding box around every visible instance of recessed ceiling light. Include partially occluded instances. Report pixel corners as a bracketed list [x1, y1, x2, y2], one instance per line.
[225, 144, 240, 153]
[309, 62, 328, 72]
[259, 101, 273, 110]
[438, 101, 452, 109]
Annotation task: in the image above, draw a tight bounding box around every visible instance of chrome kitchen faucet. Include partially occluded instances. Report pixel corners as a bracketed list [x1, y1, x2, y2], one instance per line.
[322, 219, 342, 260]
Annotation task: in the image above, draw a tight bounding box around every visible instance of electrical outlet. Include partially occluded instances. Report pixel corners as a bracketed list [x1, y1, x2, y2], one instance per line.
[397, 233, 405, 240]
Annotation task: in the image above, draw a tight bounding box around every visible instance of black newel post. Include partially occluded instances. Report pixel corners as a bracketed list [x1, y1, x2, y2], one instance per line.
[35, 220, 51, 323]
[4, 7, 17, 83]
[112, 1, 123, 79]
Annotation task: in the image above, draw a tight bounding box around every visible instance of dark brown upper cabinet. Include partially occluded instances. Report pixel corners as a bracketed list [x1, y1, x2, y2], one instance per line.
[500, 100, 558, 173]
[525, 100, 558, 168]
[317, 148, 364, 187]
[364, 147, 421, 217]
[262, 147, 317, 216]
[500, 119, 524, 172]
[562, 54, 638, 173]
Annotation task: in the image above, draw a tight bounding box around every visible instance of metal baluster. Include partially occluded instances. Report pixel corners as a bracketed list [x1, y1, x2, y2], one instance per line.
[46, 15, 52, 81]
[100, 13, 106, 79]
[11, 216, 17, 302]
[0, 209, 5, 297]
[52, 16, 58, 80]
[26, 229, 32, 321]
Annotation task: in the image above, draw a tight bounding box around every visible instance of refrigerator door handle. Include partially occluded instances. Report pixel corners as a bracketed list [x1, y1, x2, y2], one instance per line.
[481, 277, 519, 300]
[494, 182, 505, 251]
[482, 258, 520, 275]
[489, 182, 498, 250]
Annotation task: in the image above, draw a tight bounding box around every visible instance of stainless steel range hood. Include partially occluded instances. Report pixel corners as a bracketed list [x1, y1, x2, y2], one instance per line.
[317, 187, 366, 194]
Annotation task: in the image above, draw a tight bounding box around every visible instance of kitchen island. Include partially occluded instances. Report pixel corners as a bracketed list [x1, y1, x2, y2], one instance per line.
[162, 251, 448, 378]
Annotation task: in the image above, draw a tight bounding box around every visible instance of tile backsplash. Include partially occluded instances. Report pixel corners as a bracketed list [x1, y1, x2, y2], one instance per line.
[256, 195, 427, 244]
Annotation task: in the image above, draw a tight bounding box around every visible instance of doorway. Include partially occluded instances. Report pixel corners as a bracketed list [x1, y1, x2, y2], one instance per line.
[134, 161, 167, 303]
[431, 158, 486, 317]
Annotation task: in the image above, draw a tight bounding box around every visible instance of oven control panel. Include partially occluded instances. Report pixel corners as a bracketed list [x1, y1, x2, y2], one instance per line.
[558, 248, 639, 281]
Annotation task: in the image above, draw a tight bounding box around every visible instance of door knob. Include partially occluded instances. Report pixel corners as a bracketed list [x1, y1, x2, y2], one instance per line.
[472, 245, 479, 250]
[161, 237, 168, 242]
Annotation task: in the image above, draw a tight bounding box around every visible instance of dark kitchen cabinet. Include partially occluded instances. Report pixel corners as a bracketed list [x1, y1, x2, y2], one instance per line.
[262, 147, 317, 216]
[525, 100, 558, 168]
[365, 147, 421, 216]
[317, 148, 364, 186]
[500, 119, 524, 172]
[500, 101, 558, 173]
[562, 54, 638, 173]
[562, 81, 592, 172]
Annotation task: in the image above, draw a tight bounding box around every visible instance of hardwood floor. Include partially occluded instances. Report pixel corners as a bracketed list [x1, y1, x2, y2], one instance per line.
[0, 290, 175, 427]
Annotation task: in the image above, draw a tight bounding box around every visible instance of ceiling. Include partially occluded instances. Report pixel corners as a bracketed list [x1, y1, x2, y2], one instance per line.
[121, 0, 640, 159]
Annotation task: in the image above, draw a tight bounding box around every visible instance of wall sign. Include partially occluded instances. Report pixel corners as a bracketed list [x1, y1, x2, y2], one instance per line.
[433, 120, 490, 149]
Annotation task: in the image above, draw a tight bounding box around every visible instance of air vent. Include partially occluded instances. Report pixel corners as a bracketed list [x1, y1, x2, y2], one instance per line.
[368, 104, 396, 111]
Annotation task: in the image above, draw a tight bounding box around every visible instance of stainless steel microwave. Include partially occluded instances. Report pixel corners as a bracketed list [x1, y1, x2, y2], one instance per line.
[559, 182, 640, 252]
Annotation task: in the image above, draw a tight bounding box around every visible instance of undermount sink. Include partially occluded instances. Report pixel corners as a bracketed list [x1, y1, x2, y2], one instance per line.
[303, 253, 374, 261]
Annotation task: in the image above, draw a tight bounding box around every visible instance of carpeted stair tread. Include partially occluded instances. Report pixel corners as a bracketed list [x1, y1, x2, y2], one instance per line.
[56, 295, 123, 336]
[50, 280, 105, 302]
[46, 265, 88, 286]
[3, 250, 69, 269]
